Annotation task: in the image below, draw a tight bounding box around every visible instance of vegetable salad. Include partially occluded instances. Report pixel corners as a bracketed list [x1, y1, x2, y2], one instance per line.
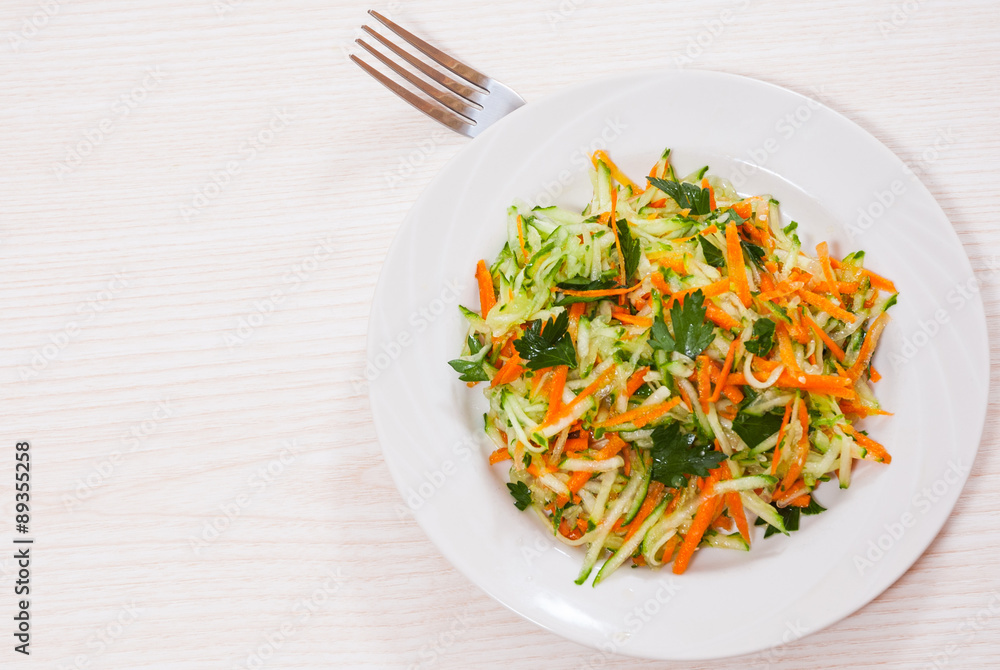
[448, 149, 897, 586]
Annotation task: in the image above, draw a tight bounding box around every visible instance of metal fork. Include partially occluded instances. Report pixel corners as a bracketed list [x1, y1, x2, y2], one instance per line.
[350, 10, 525, 138]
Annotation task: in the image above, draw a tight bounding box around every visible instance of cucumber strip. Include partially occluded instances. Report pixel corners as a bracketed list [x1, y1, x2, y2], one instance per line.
[622, 465, 652, 524]
[838, 432, 853, 488]
[701, 531, 750, 551]
[712, 475, 778, 494]
[575, 469, 645, 585]
[593, 498, 670, 586]
[560, 457, 624, 472]
[589, 470, 617, 525]
[740, 491, 786, 534]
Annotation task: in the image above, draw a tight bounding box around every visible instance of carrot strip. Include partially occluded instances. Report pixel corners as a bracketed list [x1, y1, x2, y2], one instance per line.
[842, 425, 892, 464]
[846, 312, 890, 382]
[777, 324, 806, 382]
[490, 352, 523, 388]
[625, 366, 650, 398]
[803, 313, 846, 362]
[774, 479, 807, 504]
[672, 468, 724, 574]
[538, 365, 617, 429]
[596, 397, 682, 429]
[557, 283, 641, 298]
[476, 260, 496, 317]
[697, 355, 713, 412]
[567, 471, 592, 494]
[770, 401, 794, 474]
[870, 365, 882, 383]
[623, 482, 667, 542]
[663, 278, 731, 307]
[787, 494, 812, 507]
[798, 289, 857, 323]
[863, 269, 897, 292]
[568, 302, 586, 342]
[592, 150, 638, 191]
[701, 178, 717, 211]
[816, 242, 843, 305]
[725, 223, 752, 307]
[611, 310, 653, 328]
[710, 339, 739, 403]
[717, 463, 750, 544]
[731, 200, 753, 219]
[592, 434, 627, 461]
[488, 447, 511, 465]
[779, 402, 811, 491]
[543, 365, 568, 424]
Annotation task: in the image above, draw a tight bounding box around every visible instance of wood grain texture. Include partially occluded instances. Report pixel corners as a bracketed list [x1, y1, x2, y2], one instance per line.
[0, 0, 998, 667]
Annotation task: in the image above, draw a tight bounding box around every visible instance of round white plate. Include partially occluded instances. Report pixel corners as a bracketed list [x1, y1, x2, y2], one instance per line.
[367, 70, 988, 660]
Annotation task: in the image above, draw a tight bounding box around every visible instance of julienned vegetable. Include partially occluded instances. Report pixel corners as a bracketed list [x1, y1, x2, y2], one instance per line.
[448, 148, 897, 586]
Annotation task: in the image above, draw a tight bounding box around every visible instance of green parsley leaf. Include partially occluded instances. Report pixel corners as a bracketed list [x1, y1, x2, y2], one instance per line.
[699, 236, 726, 267]
[668, 289, 715, 359]
[650, 423, 725, 489]
[741, 239, 767, 271]
[514, 311, 577, 370]
[745, 318, 776, 356]
[446, 337, 490, 382]
[755, 500, 824, 538]
[649, 314, 676, 353]
[801, 498, 827, 515]
[614, 218, 641, 281]
[731, 411, 784, 448]
[647, 177, 712, 215]
[506, 481, 533, 511]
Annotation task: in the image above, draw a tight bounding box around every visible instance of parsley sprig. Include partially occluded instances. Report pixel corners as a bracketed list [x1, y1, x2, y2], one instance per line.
[650, 423, 725, 489]
[647, 177, 712, 215]
[648, 289, 715, 360]
[513, 311, 577, 370]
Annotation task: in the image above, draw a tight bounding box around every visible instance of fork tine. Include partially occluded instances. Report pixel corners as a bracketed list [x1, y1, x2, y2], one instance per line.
[360, 25, 484, 105]
[368, 10, 490, 91]
[350, 55, 474, 137]
[355, 38, 478, 122]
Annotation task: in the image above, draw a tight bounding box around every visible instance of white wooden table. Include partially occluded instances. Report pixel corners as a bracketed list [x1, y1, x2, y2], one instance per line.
[1, 1, 998, 667]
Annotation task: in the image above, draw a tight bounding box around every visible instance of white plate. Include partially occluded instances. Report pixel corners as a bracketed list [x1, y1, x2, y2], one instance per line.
[367, 70, 988, 661]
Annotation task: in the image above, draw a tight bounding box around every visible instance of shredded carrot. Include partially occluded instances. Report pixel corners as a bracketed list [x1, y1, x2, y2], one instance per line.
[663, 278, 731, 307]
[803, 312, 846, 362]
[543, 365, 568, 424]
[611, 310, 653, 328]
[488, 447, 511, 465]
[596, 397, 682, 429]
[592, 150, 638, 191]
[592, 434, 627, 461]
[568, 301, 586, 342]
[567, 470, 592, 493]
[625, 366, 650, 398]
[557, 283, 641, 298]
[770, 402, 794, 474]
[779, 402, 811, 491]
[725, 223, 752, 307]
[704, 302, 741, 331]
[731, 200, 753, 219]
[845, 312, 890, 382]
[647, 250, 687, 274]
[777, 323, 806, 382]
[870, 365, 882, 382]
[673, 468, 723, 574]
[773, 479, 807, 504]
[700, 178, 717, 211]
[516, 215, 527, 262]
[862, 268, 897, 292]
[709, 339, 739, 403]
[476, 260, 496, 317]
[623, 482, 666, 542]
[798, 289, 857, 323]
[787, 494, 812, 507]
[842, 424, 892, 464]
[491, 351, 524, 387]
[538, 365, 617, 429]
[718, 463, 750, 544]
[815, 242, 843, 305]
[697, 355, 713, 412]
